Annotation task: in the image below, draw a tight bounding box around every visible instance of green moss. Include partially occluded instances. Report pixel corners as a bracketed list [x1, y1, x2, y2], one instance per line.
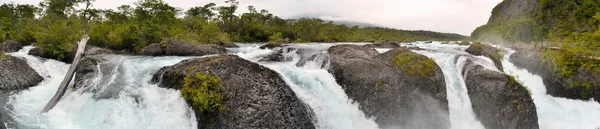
[472, 42, 483, 50]
[391, 49, 437, 77]
[0, 52, 5, 59]
[376, 79, 384, 91]
[180, 69, 227, 113]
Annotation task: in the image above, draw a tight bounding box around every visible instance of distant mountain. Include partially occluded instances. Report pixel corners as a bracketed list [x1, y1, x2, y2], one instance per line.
[328, 20, 382, 28]
[289, 13, 468, 40]
[290, 13, 381, 28]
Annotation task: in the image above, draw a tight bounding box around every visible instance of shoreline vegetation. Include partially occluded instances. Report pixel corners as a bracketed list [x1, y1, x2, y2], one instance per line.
[471, 0, 600, 80]
[0, 0, 467, 59]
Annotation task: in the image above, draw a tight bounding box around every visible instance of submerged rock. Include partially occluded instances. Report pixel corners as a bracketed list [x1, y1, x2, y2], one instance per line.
[466, 42, 504, 71]
[140, 39, 226, 56]
[510, 47, 600, 103]
[152, 55, 315, 129]
[327, 45, 449, 129]
[0, 55, 43, 91]
[462, 59, 539, 129]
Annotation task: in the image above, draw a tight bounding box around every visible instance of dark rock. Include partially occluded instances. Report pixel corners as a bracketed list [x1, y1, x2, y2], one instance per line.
[0, 40, 23, 53]
[424, 41, 433, 43]
[29, 47, 76, 63]
[152, 55, 315, 129]
[364, 42, 400, 48]
[216, 41, 239, 48]
[462, 59, 539, 129]
[258, 47, 295, 62]
[29, 45, 112, 63]
[73, 55, 126, 100]
[466, 42, 504, 71]
[327, 45, 449, 129]
[0, 55, 43, 91]
[140, 39, 226, 56]
[509, 47, 600, 103]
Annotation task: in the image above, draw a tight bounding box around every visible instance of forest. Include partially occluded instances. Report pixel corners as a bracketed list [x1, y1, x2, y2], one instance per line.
[471, 0, 600, 78]
[0, 0, 466, 59]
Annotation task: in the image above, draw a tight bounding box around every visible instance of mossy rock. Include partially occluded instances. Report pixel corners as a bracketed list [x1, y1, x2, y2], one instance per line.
[466, 42, 504, 71]
[152, 55, 315, 129]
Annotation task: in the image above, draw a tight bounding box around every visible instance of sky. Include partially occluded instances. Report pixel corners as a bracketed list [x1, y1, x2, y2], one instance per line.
[0, 0, 502, 36]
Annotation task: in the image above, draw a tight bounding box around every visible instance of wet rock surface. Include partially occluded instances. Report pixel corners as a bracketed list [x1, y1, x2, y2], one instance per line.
[327, 45, 449, 129]
[462, 58, 539, 129]
[152, 55, 315, 129]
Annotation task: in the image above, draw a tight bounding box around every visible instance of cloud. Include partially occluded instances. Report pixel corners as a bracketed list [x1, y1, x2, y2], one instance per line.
[2, 0, 502, 35]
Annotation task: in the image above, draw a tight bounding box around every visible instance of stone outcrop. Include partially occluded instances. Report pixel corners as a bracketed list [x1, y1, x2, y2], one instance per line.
[152, 55, 315, 129]
[509, 47, 600, 103]
[140, 39, 226, 56]
[466, 43, 504, 71]
[462, 58, 539, 129]
[0, 40, 23, 53]
[327, 45, 449, 129]
[0, 55, 43, 91]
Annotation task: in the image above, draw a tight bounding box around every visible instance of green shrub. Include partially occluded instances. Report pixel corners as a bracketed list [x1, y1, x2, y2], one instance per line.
[268, 32, 283, 42]
[392, 49, 437, 77]
[180, 70, 227, 113]
[34, 17, 83, 59]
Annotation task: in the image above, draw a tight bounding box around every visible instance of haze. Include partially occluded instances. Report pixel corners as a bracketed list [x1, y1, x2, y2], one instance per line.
[1, 0, 502, 36]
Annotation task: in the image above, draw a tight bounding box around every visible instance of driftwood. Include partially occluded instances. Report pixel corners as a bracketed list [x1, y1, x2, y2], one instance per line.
[42, 35, 89, 113]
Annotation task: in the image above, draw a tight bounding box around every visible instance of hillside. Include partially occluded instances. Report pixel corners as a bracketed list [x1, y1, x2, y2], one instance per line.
[471, 0, 600, 43]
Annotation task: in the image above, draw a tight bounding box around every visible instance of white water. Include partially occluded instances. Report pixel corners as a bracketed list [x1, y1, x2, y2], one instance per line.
[410, 42, 486, 129]
[230, 44, 379, 129]
[6, 46, 197, 129]
[5, 43, 600, 129]
[502, 49, 600, 129]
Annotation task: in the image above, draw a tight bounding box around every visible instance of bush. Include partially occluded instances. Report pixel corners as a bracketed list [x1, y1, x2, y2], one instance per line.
[180, 70, 227, 113]
[34, 17, 83, 59]
[268, 32, 283, 42]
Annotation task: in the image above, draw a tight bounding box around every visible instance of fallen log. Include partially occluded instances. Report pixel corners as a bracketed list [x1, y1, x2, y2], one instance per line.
[42, 35, 89, 113]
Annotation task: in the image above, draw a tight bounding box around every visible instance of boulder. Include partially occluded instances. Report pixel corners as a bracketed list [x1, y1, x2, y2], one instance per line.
[458, 41, 471, 46]
[466, 42, 504, 71]
[0, 40, 23, 53]
[140, 39, 226, 56]
[0, 55, 43, 91]
[364, 42, 400, 48]
[510, 47, 600, 103]
[29, 45, 113, 63]
[29, 47, 76, 63]
[462, 59, 539, 129]
[327, 45, 449, 129]
[152, 55, 315, 129]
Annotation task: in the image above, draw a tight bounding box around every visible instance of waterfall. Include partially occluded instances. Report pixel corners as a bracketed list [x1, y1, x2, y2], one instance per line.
[4, 43, 600, 129]
[6, 47, 197, 129]
[231, 44, 379, 129]
[502, 49, 600, 129]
